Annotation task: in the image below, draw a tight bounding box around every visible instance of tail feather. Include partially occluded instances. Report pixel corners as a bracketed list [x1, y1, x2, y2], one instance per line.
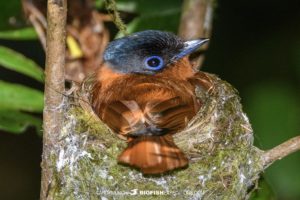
[118, 135, 188, 174]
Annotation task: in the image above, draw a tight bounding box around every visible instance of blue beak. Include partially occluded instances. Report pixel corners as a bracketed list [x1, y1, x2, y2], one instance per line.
[171, 38, 209, 61]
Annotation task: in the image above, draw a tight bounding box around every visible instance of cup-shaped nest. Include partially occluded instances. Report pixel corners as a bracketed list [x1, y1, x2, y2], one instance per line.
[50, 73, 264, 200]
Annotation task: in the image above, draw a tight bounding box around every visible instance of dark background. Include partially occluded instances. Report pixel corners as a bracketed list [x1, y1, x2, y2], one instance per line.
[0, 0, 300, 199]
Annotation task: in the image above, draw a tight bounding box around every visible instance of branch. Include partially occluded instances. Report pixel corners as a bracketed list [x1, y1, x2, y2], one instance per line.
[22, 0, 47, 50]
[178, 0, 214, 69]
[40, 0, 67, 199]
[262, 135, 300, 168]
[104, 0, 128, 35]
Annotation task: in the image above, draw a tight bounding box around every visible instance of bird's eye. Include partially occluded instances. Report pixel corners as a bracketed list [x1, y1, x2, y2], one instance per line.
[144, 56, 164, 70]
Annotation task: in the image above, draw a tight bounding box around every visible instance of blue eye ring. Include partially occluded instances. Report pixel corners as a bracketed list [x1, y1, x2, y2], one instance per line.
[144, 56, 164, 71]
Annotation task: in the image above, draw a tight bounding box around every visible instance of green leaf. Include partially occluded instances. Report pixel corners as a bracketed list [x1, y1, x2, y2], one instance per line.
[0, 109, 42, 134]
[116, 0, 182, 15]
[0, 81, 44, 112]
[0, 0, 23, 30]
[115, 0, 182, 37]
[244, 83, 300, 199]
[250, 178, 275, 200]
[0, 46, 44, 82]
[292, 40, 300, 79]
[95, 0, 104, 8]
[0, 27, 38, 40]
[116, 9, 181, 38]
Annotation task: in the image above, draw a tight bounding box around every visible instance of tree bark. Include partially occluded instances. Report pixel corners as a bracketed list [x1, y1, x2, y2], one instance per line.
[262, 135, 300, 168]
[40, 0, 67, 199]
[37, 1, 300, 199]
[178, 0, 214, 69]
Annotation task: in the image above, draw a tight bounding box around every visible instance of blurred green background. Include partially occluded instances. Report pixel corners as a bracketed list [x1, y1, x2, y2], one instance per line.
[0, 0, 299, 199]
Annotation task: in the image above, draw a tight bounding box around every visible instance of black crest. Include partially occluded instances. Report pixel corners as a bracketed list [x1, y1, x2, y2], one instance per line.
[103, 30, 184, 74]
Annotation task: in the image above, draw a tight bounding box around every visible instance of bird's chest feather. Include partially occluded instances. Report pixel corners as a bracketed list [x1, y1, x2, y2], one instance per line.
[104, 77, 195, 107]
[92, 68, 200, 137]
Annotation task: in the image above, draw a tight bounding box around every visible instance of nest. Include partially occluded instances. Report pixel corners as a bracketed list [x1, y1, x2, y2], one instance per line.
[48, 73, 264, 200]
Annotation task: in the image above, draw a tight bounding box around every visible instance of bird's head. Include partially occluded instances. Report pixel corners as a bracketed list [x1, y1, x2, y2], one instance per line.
[103, 30, 208, 75]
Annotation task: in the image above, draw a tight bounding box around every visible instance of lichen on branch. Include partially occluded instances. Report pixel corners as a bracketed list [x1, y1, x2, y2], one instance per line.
[40, 0, 67, 199]
[103, 0, 128, 36]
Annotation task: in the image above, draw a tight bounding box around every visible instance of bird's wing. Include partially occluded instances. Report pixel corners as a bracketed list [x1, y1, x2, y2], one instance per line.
[94, 78, 195, 135]
[91, 71, 213, 174]
[92, 72, 213, 137]
[188, 72, 214, 93]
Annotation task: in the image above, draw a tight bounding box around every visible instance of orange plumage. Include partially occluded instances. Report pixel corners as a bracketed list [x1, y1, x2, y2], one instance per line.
[92, 56, 212, 174]
[91, 30, 211, 174]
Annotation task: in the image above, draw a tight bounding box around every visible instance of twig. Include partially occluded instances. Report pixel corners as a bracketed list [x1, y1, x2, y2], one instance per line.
[103, 0, 128, 35]
[28, 14, 47, 50]
[178, 0, 215, 69]
[262, 135, 300, 168]
[40, 0, 67, 199]
[22, 0, 47, 50]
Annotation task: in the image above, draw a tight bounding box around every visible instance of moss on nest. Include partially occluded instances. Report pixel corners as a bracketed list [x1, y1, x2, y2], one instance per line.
[47, 73, 264, 200]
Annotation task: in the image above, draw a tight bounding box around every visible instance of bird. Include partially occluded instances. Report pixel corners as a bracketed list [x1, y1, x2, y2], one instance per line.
[91, 30, 212, 174]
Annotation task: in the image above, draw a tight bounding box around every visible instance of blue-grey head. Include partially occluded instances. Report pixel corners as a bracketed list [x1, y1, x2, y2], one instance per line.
[103, 30, 209, 75]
